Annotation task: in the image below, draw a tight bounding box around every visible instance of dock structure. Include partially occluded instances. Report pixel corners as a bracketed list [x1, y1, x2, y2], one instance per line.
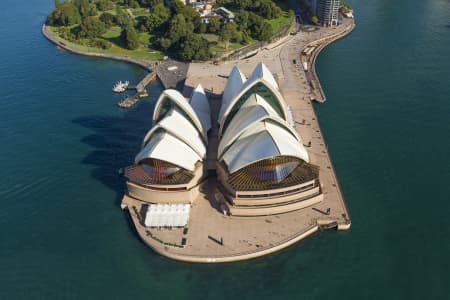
[121, 18, 355, 263]
[135, 72, 157, 94]
[117, 71, 156, 108]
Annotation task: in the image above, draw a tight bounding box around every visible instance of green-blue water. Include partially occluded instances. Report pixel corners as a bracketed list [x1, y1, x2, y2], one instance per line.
[1, 0, 449, 299]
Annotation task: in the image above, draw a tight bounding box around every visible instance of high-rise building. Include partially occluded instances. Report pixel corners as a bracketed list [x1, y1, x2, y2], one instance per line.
[317, 0, 340, 26]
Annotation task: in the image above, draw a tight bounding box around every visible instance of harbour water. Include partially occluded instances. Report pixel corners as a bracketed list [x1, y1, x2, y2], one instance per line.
[0, 0, 449, 298]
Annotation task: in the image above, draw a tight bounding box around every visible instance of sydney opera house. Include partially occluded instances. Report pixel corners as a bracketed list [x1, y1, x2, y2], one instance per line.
[124, 63, 323, 219]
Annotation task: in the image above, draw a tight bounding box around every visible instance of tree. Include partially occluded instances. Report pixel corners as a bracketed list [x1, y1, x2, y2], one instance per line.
[248, 13, 273, 41]
[76, 0, 97, 17]
[257, 22, 273, 41]
[158, 37, 172, 50]
[96, 0, 114, 11]
[178, 34, 210, 61]
[140, 4, 169, 32]
[124, 0, 140, 9]
[116, 7, 133, 27]
[167, 14, 192, 44]
[79, 16, 107, 38]
[207, 17, 221, 34]
[139, 0, 163, 8]
[47, 3, 81, 26]
[100, 12, 116, 28]
[234, 10, 249, 31]
[259, 0, 282, 19]
[54, 0, 61, 8]
[219, 22, 238, 49]
[122, 25, 140, 49]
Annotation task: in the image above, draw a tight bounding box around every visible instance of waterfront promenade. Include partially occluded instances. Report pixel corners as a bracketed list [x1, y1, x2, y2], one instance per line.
[122, 19, 355, 263]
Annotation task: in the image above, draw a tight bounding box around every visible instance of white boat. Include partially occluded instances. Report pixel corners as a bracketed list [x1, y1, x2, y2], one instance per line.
[112, 80, 130, 93]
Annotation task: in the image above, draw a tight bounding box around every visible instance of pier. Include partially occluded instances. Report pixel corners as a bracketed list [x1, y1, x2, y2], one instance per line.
[116, 71, 156, 108]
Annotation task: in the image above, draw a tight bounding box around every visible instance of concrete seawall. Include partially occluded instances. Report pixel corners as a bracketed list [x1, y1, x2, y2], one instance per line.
[308, 22, 356, 103]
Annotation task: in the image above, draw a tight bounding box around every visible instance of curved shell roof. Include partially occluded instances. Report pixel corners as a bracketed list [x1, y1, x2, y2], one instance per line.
[245, 62, 279, 91]
[218, 108, 301, 158]
[135, 130, 201, 172]
[189, 84, 212, 135]
[135, 87, 210, 172]
[218, 94, 280, 156]
[221, 120, 309, 174]
[152, 89, 207, 140]
[218, 67, 289, 135]
[142, 109, 206, 159]
[219, 63, 310, 174]
[219, 66, 246, 123]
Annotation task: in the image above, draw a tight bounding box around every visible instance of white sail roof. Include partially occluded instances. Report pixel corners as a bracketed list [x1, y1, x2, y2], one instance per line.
[135, 130, 201, 172]
[218, 111, 301, 158]
[142, 109, 206, 159]
[218, 95, 279, 157]
[189, 84, 211, 135]
[219, 66, 246, 123]
[218, 64, 288, 135]
[221, 121, 309, 173]
[244, 62, 279, 91]
[152, 89, 207, 140]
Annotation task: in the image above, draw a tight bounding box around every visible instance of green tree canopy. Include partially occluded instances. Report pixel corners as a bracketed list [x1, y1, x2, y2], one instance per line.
[140, 3, 169, 32]
[178, 34, 211, 61]
[124, 0, 140, 9]
[100, 12, 116, 28]
[74, 0, 97, 17]
[47, 2, 81, 26]
[167, 14, 193, 44]
[79, 16, 107, 38]
[96, 0, 114, 11]
[116, 6, 134, 27]
[207, 17, 221, 34]
[138, 0, 163, 8]
[219, 22, 238, 49]
[122, 24, 140, 50]
[248, 12, 273, 41]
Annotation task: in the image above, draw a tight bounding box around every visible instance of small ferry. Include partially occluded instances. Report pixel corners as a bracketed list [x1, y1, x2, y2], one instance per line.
[112, 80, 130, 93]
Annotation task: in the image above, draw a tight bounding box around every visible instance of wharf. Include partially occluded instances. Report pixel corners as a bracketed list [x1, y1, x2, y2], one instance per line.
[117, 72, 156, 108]
[122, 19, 355, 263]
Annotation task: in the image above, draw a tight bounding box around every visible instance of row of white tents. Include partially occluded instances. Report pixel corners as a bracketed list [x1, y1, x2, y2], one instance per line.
[144, 204, 190, 228]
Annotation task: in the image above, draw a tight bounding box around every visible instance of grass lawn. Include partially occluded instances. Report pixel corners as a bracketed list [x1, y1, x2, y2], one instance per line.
[102, 26, 121, 39]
